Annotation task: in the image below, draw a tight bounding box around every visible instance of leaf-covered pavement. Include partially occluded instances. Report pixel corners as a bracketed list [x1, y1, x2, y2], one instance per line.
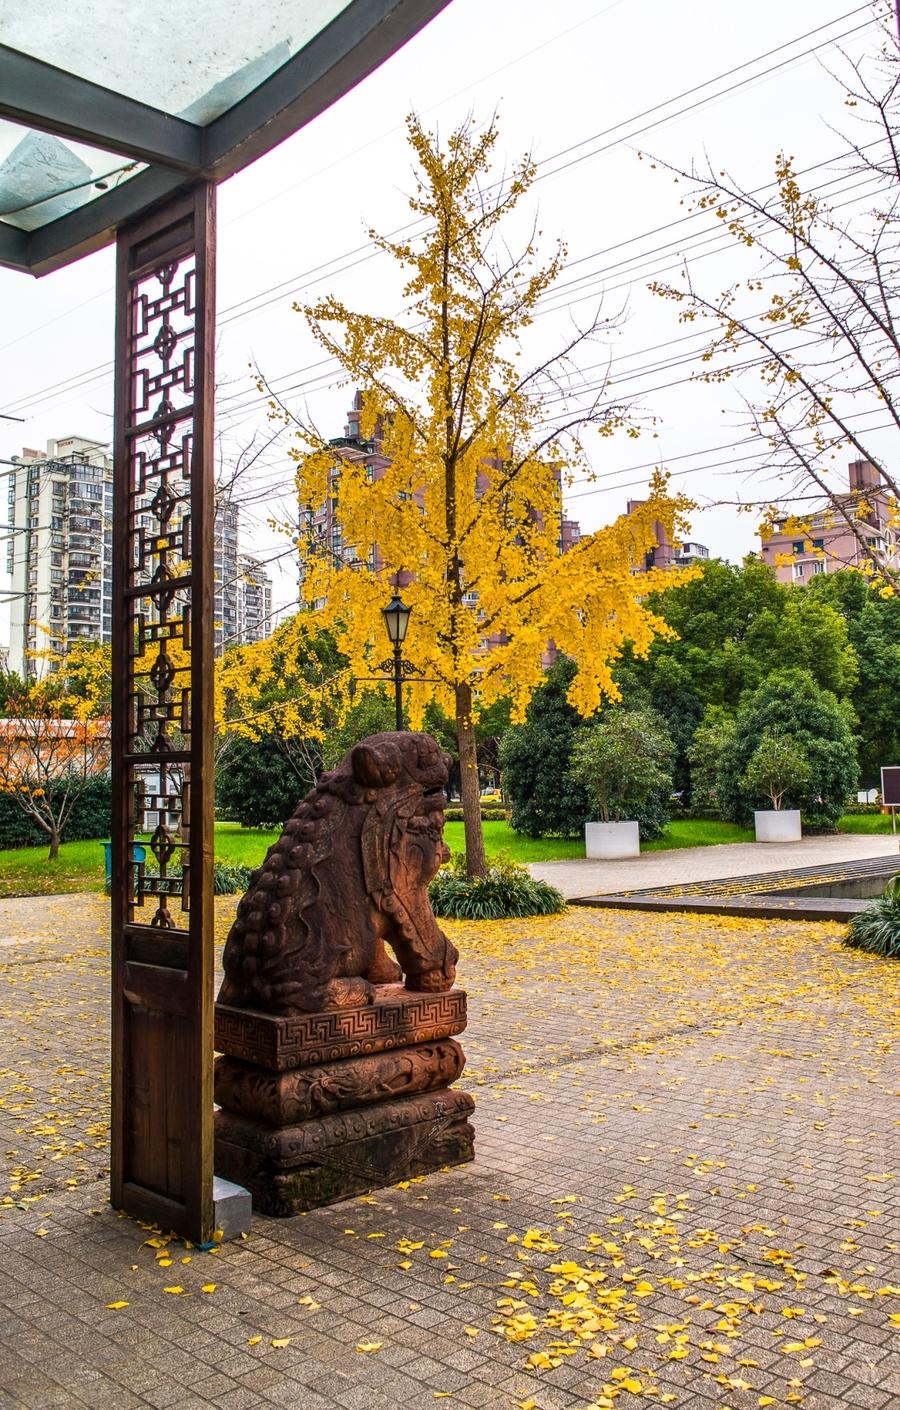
[0, 895, 897, 1409]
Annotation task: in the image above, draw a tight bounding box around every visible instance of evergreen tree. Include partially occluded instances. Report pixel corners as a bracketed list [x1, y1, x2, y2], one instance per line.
[716, 669, 857, 829]
[499, 660, 592, 838]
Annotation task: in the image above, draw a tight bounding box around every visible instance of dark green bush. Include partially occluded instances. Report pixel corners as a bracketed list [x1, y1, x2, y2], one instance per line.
[128, 859, 253, 899]
[569, 707, 676, 842]
[844, 875, 900, 958]
[716, 669, 858, 830]
[213, 861, 254, 895]
[0, 774, 112, 850]
[500, 659, 592, 838]
[429, 854, 565, 920]
[216, 736, 306, 829]
[443, 805, 509, 822]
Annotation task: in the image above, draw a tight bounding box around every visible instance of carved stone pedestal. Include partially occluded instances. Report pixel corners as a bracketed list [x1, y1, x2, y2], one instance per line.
[214, 986, 474, 1216]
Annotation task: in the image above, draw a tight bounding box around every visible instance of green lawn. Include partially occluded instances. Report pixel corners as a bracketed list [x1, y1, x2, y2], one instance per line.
[835, 812, 896, 835]
[641, 818, 754, 850]
[0, 837, 107, 897]
[1, 813, 893, 896]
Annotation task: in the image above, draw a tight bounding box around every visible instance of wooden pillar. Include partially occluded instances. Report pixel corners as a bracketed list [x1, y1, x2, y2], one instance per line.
[110, 184, 216, 1242]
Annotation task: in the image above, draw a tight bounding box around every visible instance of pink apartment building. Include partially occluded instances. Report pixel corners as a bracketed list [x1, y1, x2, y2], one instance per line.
[759, 458, 899, 585]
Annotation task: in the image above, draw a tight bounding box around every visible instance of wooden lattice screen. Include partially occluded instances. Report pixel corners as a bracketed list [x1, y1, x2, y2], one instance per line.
[110, 185, 216, 1241]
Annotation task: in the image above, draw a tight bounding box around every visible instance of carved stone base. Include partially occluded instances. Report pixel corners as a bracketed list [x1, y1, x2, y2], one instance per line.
[214, 1039, 465, 1125]
[213, 987, 474, 1215]
[214, 1089, 475, 1216]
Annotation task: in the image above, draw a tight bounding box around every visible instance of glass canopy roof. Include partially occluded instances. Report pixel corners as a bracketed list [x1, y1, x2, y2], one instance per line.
[0, 0, 449, 274]
[2, 2, 348, 122]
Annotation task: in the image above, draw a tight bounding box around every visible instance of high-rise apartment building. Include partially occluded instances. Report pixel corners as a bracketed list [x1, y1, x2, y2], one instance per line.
[4, 437, 273, 672]
[237, 554, 273, 645]
[213, 498, 240, 655]
[6, 436, 114, 675]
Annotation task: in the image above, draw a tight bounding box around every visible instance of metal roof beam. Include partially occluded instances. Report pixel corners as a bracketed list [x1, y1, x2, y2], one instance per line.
[0, 220, 29, 273]
[0, 45, 203, 173]
[203, 0, 451, 179]
[22, 167, 188, 277]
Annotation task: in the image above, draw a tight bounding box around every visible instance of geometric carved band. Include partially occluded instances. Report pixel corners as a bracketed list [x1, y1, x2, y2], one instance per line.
[214, 1039, 466, 1126]
[214, 985, 468, 1071]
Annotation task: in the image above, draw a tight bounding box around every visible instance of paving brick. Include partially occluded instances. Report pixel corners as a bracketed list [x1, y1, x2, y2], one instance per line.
[2, 897, 899, 1410]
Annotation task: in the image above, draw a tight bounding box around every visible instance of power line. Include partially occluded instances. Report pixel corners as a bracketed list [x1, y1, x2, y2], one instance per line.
[205, 153, 892, 430]
[2, 6, 878, 422]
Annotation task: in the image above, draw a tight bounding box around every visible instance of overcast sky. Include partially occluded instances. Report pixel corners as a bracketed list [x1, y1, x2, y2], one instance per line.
[0, 0, 892, 637]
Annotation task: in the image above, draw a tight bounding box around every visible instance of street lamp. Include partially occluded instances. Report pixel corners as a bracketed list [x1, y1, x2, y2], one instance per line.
[382, 594, 412, 730]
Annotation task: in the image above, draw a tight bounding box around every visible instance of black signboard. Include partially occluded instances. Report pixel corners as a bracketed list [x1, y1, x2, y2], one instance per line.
[881, 767, 900, 807]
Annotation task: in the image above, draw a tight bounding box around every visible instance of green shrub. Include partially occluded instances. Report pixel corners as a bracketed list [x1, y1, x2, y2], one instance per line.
[500, 659, 593, 838]
[443, 805, 509, 822]
[213, 861, 253, 895]
[569, 706, 676, 842]
[716, 669, 858, 829]
[844, 875, 900, 958]
[741, 729, 811, 811]
[0, 774, 112, 849]
[429, 853, 565, 920]
[216, 736, 307, 829]
[128, 859, 253, 899]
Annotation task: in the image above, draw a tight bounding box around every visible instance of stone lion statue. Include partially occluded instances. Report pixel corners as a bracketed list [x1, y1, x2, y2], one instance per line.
[217, 732, 458, 1015]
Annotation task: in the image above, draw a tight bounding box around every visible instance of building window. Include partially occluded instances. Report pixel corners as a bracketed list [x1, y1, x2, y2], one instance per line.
[793, 562, 805, 580]
[812, 560, 825, 575]
[792, 541, 805, 554]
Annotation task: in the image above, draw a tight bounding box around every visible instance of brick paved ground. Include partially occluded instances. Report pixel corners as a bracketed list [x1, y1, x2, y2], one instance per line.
[1, 895, 898, 1410]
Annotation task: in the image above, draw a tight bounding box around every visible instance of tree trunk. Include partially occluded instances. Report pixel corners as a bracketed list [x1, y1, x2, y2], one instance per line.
[455, 681, 487, 879]
[48, 825, 60, 861]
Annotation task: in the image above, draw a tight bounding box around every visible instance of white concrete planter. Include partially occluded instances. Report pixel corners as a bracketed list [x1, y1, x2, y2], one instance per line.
[585, 820, 641, 859]
[753, 808, 801, 843]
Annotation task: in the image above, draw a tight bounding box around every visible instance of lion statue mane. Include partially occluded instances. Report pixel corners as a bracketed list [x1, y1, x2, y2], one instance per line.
[217, 732, 458, 1015]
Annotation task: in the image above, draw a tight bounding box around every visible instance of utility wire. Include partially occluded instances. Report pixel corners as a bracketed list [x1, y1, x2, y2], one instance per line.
[1, 6, 877, 421]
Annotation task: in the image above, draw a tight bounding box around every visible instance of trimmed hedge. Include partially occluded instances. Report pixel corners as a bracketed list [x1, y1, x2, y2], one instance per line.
[0, 775, 112, 850]
[443, 805, 509, 822]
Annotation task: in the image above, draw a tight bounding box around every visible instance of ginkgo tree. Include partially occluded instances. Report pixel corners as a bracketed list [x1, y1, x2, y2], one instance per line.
[268, 113, 697, 876]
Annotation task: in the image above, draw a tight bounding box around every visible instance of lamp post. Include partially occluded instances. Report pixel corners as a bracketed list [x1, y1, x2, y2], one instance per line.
[382, 594, 412, 731]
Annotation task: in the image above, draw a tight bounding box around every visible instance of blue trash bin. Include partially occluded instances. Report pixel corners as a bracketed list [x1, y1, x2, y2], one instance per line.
[101, 841, 147, 886]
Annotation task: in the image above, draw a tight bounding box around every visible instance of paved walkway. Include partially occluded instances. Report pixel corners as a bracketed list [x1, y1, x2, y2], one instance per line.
[1, 895, 899, 1410]
[531, 832, 900, 900]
